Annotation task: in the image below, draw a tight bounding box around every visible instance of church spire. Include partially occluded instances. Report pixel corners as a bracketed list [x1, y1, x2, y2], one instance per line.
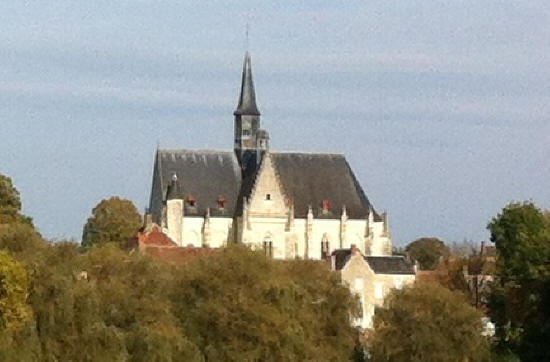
[234, 52, 260, 116]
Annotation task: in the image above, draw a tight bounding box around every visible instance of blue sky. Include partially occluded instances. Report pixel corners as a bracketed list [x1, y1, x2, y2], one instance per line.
[0, 1, 548, 245]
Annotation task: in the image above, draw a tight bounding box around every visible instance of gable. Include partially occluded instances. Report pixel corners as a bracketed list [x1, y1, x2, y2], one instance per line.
[247, 154, 287, 216]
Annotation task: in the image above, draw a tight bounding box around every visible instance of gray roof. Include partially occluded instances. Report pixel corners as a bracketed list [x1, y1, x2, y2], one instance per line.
[332, 249, 415, 275]
[234, 52, 260, 116]
[150, 149, 242, 218]
[364, 256, 416, 275]
[271, 153, 377, 219]
[150, 150, 379, 221]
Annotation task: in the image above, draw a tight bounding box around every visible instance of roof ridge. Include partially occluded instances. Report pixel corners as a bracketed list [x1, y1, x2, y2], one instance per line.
[272, 151, 345, 156]
[159, 148, 233, 154]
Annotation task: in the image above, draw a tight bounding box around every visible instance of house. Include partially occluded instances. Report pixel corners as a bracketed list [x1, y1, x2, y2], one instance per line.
[332, 245, 416, 329]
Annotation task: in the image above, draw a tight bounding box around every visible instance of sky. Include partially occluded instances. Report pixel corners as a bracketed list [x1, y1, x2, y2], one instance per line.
[0, 1, 549, 246]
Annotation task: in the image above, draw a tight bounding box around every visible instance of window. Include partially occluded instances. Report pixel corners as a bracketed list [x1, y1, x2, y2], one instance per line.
[263, 235, 273, 258]
[263, 240, 273, 258]
[321, 238, 330, 260]
[394, 277, 403, 290]
[186, 196, 197, 207]
[374, 283, 384, 299]
[354, 278, 364, 291]
[265, 193, 271, 201]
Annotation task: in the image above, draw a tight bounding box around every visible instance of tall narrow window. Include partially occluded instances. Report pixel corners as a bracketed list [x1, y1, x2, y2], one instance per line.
[321, 235, 330, 260]
[263, 241, 273, 258]
[263, 237, 273, 258]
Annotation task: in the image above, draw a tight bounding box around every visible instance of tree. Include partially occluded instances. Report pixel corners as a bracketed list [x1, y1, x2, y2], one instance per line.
[487, 201, 550, 360]
[488, 202, 550, 282]
[82, 197, 142, 247]
[0, 174, 21, 212]
[405, 237, 449, 270]
[28, 242, 202, 361]
[0, 173, 33, 227]
[171, 245, 360, 361]
[367, 284, 490, 362]
[0, 251, 32, 332]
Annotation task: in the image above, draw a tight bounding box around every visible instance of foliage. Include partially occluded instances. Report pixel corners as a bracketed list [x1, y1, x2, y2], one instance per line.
[171, 245, 360, 361]
[488, 201, 550, 361]
[429, 244, 494, 309]
[488, 201, 550, 282]
[82, 197, 142, 248]
[367, 284, 490, 362]
[405, 237, 449, 270]
[0, 174, 21, 212]
[0, 251, 32, 332]
[0, 173, 33, 227]
[28, 243, 202, 361]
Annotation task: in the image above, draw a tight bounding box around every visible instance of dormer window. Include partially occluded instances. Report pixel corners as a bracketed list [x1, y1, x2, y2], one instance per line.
[321, 199, 331, 214]
[187, 196, 197, 207]
[217, 196, 227, 209]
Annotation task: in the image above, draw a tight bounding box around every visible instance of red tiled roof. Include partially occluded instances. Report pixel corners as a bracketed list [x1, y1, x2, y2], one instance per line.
[144, 246, 218, 263]
[138, 226, 177, 247]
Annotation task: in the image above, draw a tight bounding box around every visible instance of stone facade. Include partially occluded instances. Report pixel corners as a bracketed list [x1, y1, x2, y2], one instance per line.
[333, 247, 416, 329]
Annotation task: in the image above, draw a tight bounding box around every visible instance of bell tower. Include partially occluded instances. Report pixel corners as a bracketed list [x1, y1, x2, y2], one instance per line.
[234, 52, 268, 177]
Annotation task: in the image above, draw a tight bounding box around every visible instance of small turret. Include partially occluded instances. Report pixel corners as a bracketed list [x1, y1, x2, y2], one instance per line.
[165, 174, 184, 245]
[166, 174, 184, 200]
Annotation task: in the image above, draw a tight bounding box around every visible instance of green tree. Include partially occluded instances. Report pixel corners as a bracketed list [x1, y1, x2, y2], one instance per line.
[489, 202, 550, 282]
[488, 202, 550, 360]
[171, 245, 360, 361]
[0, 173, 33, 227]
[0, 251, 32, 332]
[82, 197, 142, 248]
[405, 237, 449, 270]
[29, 243, 202, 361]
[0, 174, 21, 212]
[367, 284, 490, 362]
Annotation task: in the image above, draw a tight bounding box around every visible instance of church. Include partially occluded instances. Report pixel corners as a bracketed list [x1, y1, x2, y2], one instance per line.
[146, 52, 393, 261]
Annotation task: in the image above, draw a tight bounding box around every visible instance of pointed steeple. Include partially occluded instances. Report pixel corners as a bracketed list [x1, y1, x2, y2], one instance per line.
[234, 52, 260, 116]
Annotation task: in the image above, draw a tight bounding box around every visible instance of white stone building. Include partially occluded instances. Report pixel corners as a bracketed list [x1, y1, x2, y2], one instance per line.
[332, 246, 416, 329]
[147, 52, 393, 260]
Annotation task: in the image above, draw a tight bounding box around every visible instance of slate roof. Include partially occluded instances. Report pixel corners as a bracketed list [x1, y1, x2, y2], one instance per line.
[234, 52, 260, 116]
[364, 256, 416, 275]
[271, 152, 378, 219]
[149, 149, 242, 218]
[332, 249, 353, 270]
[149, 150, 379, 221]
[332, 249, 415, 275]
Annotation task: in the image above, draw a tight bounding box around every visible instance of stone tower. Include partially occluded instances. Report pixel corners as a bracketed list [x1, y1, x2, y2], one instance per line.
[234, 52, 269, 177]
